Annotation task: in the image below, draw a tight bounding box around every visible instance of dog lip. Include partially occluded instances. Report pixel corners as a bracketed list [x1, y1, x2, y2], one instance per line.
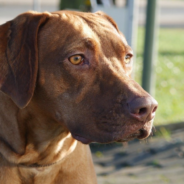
[137, 128, 150, 139]
[117, 127, 151, 142]
[72, 134, 92, 144]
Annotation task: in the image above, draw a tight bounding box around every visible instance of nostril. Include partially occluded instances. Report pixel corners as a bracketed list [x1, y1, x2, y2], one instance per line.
[139, 107, 148, 115]
[128, 96, 158, 122]
[130, 106, 149, 122]
[152, 106, 157, 113]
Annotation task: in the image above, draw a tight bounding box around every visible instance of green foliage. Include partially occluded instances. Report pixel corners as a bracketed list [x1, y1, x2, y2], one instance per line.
[135, 27, 184, 125]
[95, 151, 104, 158]
[147, 159, 162, 168]
[155, 127, 171, 141]
[59, 0, 91, 11]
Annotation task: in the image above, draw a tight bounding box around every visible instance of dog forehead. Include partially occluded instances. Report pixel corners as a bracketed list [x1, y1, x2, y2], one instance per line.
[39, 11, 128, 59]
[49, 11, 125, 42]
[48, 11, 96, 38]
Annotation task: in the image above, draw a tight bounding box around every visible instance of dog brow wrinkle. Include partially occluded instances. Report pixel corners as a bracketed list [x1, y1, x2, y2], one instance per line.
[83, 38, 96, 50]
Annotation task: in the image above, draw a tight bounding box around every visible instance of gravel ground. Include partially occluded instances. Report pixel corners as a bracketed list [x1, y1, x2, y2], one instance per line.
[91, 122, 184, 184]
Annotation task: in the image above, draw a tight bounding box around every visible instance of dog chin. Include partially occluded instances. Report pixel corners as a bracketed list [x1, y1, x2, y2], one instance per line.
[117, 121, 153, 142]
[117, 129, 150, 142]
[72, 134, 93, 144]
[72, 120, 153, 144]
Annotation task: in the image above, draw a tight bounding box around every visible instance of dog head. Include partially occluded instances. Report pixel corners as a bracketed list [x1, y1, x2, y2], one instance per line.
[0, 11, 158, 144]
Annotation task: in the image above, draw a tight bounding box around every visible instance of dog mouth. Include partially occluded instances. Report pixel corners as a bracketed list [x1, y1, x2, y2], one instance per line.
[117, 128, 151, 142]
[72, 120, 153, 144]
[116, 119, 153, 142]
[72, 127, 151, 144]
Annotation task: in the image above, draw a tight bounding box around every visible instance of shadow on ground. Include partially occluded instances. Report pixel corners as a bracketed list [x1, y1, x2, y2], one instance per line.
[90, 122, 184, 184]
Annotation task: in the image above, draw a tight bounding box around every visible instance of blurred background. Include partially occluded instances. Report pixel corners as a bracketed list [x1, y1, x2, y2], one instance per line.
[0, 0, 184, 183]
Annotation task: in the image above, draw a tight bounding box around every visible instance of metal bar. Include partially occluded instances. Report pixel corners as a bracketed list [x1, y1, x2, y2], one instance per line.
[33, 0, 40, 11]
[126, 0, 139, 78]
[142, 0, 158, 96]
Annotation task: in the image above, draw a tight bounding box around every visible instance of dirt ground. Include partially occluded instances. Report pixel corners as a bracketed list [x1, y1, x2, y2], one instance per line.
[91, 122, 184, 184]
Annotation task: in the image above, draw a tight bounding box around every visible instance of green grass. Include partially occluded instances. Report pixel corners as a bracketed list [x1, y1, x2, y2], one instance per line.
[135, 27, 184, 125]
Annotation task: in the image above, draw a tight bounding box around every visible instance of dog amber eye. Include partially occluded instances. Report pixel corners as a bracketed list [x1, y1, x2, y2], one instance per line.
[124, 54, 131, 64]
[69, 55, 83, 65]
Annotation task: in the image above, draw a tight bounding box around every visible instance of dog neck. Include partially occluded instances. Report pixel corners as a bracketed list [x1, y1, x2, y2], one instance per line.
[0, 92, 77, 167]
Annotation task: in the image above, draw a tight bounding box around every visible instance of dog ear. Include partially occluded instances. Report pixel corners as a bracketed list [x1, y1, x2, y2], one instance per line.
[0, 11, 49, 108]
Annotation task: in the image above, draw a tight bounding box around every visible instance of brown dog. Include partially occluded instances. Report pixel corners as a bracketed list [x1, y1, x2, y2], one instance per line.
[0, 10, 158, 183]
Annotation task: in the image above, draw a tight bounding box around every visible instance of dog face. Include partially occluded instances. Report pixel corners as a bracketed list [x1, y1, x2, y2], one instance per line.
[33, 11, 157, 144]
[0, 11, 157, 144]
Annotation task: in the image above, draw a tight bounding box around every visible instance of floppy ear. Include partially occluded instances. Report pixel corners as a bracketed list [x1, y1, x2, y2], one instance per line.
[0, 11, 49, 108]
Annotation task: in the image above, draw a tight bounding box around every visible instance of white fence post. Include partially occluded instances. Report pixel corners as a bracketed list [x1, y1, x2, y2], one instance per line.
[33, 0, 40, 11]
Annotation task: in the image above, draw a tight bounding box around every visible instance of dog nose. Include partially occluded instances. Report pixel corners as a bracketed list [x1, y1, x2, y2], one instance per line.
[128, 97, 158, 122]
